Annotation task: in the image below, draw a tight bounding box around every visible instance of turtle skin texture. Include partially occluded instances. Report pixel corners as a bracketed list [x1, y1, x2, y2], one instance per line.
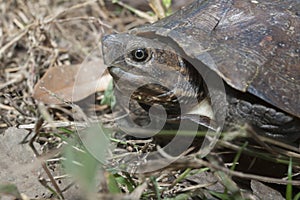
[102, 0, 300, 142]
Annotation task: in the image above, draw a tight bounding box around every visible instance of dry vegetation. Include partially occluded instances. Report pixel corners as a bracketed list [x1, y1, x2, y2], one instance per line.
[0, 1, 300, 200]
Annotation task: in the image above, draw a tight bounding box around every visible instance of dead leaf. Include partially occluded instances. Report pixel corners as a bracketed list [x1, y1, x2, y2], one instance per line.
[33, 60, 111, 104]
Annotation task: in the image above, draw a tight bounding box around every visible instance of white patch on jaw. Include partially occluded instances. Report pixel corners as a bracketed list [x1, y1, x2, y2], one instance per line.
[186, 98, 215, 119]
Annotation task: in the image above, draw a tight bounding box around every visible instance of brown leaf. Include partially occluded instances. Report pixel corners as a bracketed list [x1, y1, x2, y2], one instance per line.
[33, 60, 111, 104]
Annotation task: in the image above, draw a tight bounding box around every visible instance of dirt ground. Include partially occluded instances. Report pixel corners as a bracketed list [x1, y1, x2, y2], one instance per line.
[0, 1, 300, 199]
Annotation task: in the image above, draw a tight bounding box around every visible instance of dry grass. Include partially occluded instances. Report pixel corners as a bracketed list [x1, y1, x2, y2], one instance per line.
[0, 0, 146, 130]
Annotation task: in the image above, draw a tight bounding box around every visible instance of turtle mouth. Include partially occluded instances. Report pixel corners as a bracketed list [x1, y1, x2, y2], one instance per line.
[108, 66, 138, 82]
[108, 65, 152, 81]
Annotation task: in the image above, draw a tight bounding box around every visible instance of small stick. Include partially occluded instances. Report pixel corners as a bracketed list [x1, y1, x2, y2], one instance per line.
[29, 117, 65, 199]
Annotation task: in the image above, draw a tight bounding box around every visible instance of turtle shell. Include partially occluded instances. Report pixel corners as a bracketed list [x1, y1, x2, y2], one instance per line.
[128, 0, 300, 118]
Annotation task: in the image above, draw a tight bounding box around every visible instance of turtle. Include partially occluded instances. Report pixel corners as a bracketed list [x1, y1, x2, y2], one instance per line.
[102, 0, 300, 142]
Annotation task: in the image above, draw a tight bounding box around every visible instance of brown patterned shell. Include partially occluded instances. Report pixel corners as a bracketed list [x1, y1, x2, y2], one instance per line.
[129, 0, 300, 118]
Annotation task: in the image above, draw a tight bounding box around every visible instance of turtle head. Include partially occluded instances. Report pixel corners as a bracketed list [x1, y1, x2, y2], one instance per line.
[102, 33, 205, 115]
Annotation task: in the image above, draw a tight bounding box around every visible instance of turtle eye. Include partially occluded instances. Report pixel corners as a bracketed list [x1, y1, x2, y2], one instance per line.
[130, 48, 151, 62]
